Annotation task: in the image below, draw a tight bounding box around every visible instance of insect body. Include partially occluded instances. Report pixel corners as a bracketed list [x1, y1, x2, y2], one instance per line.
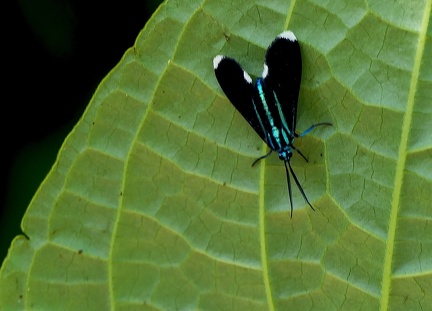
[213, 31, 331, 217]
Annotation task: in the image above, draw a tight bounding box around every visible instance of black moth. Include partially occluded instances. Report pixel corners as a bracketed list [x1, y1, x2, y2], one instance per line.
[213, 30, 331, 217]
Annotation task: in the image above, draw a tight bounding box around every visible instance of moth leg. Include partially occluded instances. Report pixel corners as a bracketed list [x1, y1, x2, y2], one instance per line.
[295, 122, 332, 138]
[291, 145, 308, 163]
[251, 150, 273, 167]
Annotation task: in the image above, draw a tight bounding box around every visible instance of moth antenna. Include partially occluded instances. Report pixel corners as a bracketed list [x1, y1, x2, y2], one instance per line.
[284, 161, 294, 218]
[287, 161, 315, 211]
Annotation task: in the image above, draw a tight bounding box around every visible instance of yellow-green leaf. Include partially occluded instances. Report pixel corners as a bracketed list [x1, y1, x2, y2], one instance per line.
[1, 0, 432, 310]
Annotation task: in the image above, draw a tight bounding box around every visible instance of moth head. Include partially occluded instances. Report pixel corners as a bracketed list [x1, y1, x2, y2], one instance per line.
[278, 149, 292, 161]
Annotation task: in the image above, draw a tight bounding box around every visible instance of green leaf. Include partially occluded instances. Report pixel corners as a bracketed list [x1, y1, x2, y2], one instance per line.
[1, 0, 431, 310]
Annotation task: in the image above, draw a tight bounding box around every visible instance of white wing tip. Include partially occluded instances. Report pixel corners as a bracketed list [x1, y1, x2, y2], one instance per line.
[262, 64, 269, 78]
[214, 54, 252, 84]
[213, 55, 225, 69]
[243, 71, 252, 84]
[278, 30, 297, 42]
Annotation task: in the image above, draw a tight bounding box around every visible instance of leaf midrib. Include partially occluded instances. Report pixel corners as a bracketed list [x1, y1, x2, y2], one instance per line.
[380, 2, 432, 310]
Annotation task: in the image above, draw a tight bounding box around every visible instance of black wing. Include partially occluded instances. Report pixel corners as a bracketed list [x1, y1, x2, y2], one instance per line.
[213, 55, 266, 142]
[263, 31, 302, 133]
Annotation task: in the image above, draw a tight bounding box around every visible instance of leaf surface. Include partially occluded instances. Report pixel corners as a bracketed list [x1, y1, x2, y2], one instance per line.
[1, 0, 432, 310]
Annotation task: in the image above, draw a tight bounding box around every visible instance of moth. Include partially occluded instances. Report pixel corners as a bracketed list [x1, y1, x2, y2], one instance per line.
[213, 30, 331, 217]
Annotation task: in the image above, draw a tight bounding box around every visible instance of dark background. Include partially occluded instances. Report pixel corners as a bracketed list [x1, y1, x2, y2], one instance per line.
[1, 0, 163, 264]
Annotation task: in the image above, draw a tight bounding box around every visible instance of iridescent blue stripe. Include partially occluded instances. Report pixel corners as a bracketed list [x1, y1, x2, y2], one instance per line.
[254, 78, 294, 153]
